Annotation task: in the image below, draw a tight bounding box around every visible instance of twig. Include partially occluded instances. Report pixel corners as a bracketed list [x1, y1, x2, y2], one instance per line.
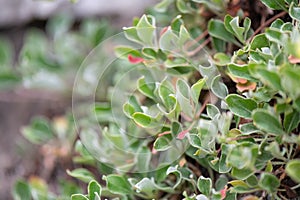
[187, 37, 211, 57]
[247, 11, 287, 43]
[185, 29, 209, 50]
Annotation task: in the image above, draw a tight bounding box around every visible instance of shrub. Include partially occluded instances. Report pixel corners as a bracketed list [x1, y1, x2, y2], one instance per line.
[14, 0, 300, 200]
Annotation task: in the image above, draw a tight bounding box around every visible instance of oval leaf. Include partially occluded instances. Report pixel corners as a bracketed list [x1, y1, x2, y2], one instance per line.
[225, 94, 257, 119]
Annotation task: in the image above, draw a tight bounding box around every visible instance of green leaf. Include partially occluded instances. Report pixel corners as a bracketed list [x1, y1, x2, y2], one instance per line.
[142, 48, 157, 59]
[208, 19, 241, 47]
[286, 159, 300, 183]
[132, 112, 154, 128]
[260, 0, 286, 10]
[252, 109, 284, 135]
[265, 28, 285, 44]
[228, 64, 255, 81]
[135, 178, 157, 198]
[191, 78, 206, 103]
[176, 0, 191, 13]
[258, 173, 280, 193]
[229, 16, 245, 43]
[206, 104, 220, 119]
[21, 117, 54, 145]
[123, 27, 142, 44]
[136, 146, 152, 172]
[213, 53, 231, 66]
[67, 168, 95, 183]
[231, 167, 254, 180]
[227, 143, 258, 169]
[114, 46, 141, 59]
[280, 66, 300, 99]
[176, 79, 193, 117]
[225, 94, 257, 119]
[88, 180, 102, 200]
[154, 135, 171, 151]
[211, 75, 228, 99]
[159, 28, 179, 51]
[137, 76, 155, 99]
[197, 176, 212, 196]
[284, 110, 300, 133]
[123, 103, 135, 118]
[13, 180, 31, 200]
[289, 2, 300, 21]
[252, 67, 282, 91]
[71, 194, 89, 200]
[104, 175, 132, 195]
[250, 34, 269, 50]
[136, 15, 156, 46]
[154, 0, 173, 12]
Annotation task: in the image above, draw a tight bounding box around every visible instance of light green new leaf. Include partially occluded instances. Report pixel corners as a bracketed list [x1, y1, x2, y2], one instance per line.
[136, 15, 156, 46]
[252, 109, 284, 135]
[225, 94, 257, 119]
[191, 78, 206, 103]
[132, 112, 154, 128]
[67, 168, 95, 183]
[71, 194, 89, 200]
[286, 159, 300, 183]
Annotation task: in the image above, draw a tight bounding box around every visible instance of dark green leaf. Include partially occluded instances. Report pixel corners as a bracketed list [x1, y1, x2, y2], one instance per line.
[284, 110, 300, 133]
[105, 175, 132, 195]
[228, 64, 255, 81]
[258, 173, 280, 193]
[88, 180, 101, 200]
[252, 109, 284, 135]
[289, 2, 300, 21]
[225, 94, 257, 119]
[250, 34, 269, 50]
[260, 0, 286, 10]
[13, 180, 31, 200]
[208, 19, 241, 47]
[197, 176, 212, 196]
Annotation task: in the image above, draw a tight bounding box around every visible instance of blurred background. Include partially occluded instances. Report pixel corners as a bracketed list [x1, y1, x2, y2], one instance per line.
[0, 0, 155, 199]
